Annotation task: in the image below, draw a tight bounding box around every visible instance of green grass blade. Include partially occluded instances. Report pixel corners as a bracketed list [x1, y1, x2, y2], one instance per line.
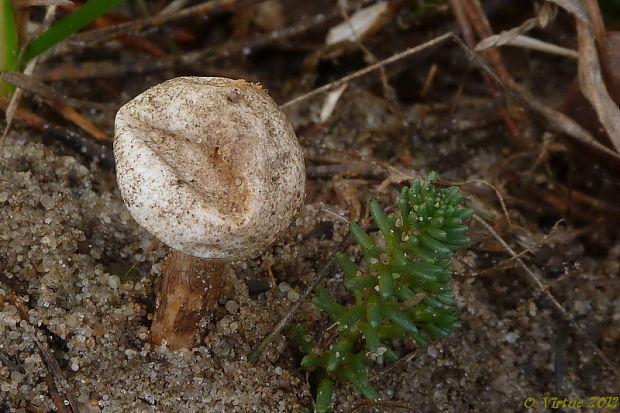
[0, 0, 19, 96]
[21, 0, 126, 64]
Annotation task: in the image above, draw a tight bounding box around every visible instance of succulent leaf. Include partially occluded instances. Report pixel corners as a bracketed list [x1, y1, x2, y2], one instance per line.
[315, 378, 334, 413]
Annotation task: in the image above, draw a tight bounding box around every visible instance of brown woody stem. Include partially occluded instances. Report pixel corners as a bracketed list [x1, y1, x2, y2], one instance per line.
[150, 250, 224, 349]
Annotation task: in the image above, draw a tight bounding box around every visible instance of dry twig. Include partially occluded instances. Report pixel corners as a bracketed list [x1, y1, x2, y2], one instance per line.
[249, 233, 353, 362]
[449, 0, 530, 139]
[0, 97, 114, 167]
[40, 11, 337, 81]
[547, 0, 620, 152]
[281, 33, 454, 109]
[473, 214, 620, 382]
[0, 70, 115, 111]
[45, 0, 263, 58]
[35, 338, 79, 413]
[343, 399, 414, 412]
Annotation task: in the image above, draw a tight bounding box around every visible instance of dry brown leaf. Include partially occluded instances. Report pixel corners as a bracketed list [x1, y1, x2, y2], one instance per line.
[233, 0, 285, 38]
[508, 35, 577, 58]
[537, 2, 557, 27]
[319, 83, 348, 123]
[326, 1, 390, 45]
[604, 32, 620, 95]
[545, 0, 588, 22]
[451, 0, 531, 139]
[515, 84, 620, 161]
[1, 60, 39, 141]
[253, 0, 285, 32]
[159, 0, 191, 15]
[47, 100, 110, 141]
[0, 95, 115, 166]
[0, 70, 115, 111]
[475, 3, 558, 52]
[376, 167, 413, 192]
[584, 0, 620, 111]
[575, 20, 620, 152]
[545, 0, 620, 152]
[474, 17, 537, 52]
[478, 34, 577, 59]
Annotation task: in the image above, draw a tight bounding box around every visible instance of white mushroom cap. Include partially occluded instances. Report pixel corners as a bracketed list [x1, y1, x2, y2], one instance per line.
[114, 77, 305, 260]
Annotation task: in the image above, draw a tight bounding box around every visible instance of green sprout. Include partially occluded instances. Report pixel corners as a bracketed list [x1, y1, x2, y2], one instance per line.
[0, 0, 126, 97]
[296, 172, 472, 412]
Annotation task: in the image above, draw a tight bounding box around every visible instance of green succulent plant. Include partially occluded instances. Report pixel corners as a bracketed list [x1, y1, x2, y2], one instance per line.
[296, 172, 472, 412]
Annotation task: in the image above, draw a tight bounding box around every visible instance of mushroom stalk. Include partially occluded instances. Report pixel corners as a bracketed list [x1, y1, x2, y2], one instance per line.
[150, 251, 225, 349]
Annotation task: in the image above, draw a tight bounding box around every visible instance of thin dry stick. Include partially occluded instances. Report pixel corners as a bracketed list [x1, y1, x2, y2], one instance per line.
[35, 338, 79, 413]
[0, 349, 17, 371]
[0, 294, 79, 412]
[456, 0, 531, 139]
[40, 11, 337, 82]
[457, 177, 512, 226]
[449, 0, 476, 45]
[280, 32, 453, 109]
[45, 100, 111, 141]
[280, 32, 531, 125]
[1, 59, 37, 142]
[469, 219, 577, 278]
[371, 348, 423, 382]
[249, 233, 352, 362]
[0, 96, 115, 167]
[336, 0, 395, 101]
[280, 31, 532, 114]
[344, 399, 414, 413]
[46, 0, 376, 60]
[159, 0, 192, 15]
[469, 247, 533, 277]
[448, 34, 620, 162]
[472, 214, 620, 381]
[45, 0, 263, 58]
[0, 70, 115, 111]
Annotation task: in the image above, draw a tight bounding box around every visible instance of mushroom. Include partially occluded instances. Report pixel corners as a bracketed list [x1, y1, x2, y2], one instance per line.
[114, 77, 305, 349]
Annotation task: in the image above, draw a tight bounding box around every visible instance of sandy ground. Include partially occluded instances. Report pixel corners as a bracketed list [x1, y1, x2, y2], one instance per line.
[1, 123, 619, 412]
